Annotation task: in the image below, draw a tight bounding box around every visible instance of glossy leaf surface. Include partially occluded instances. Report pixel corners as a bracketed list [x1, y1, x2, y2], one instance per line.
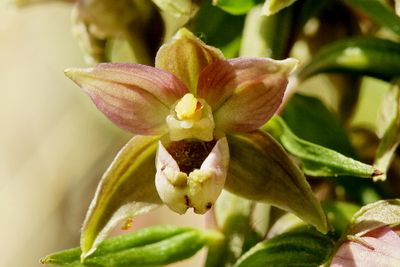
[234, 228, 335, 267]
[299, 37, 400, 81]
[42, 225, 218, 267]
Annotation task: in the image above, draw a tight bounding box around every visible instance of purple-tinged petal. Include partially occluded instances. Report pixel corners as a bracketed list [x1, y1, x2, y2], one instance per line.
[202, 58, 297, 133]
[155, 28, 225, 94]
[331, 227, 400, 267]
[65, 63, 188, 135]
[197, 58, 297, 110]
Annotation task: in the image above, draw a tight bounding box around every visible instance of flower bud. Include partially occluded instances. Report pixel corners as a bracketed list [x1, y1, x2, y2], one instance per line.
[155, 137, 229, 214]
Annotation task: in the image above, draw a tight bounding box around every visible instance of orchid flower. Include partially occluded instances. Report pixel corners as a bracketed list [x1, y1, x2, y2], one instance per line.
[331, 226, 400, 267]
[65, 28, 328, 258]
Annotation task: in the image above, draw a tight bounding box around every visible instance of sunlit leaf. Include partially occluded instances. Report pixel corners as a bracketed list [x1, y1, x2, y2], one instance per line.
[80, 135, 162, 258]
[234, 228, 335, 267]
[263, 116, 380, 178]
[225, 131, 329, 233]
[42, 225, 221, 267]
[347, 199, 400, 236]
[344, 0, 400, 35]
[262, 0, 298, 16]
[299, 37, 400, 81]
[374, 82, 400, 181]
[212, 0, 262, 15]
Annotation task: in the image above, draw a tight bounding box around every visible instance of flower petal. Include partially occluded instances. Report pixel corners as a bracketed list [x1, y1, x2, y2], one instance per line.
[65, 63, 188, 135]
[225, 131, 328, 233]
[331, 227, 400, 267]
[155, 137, 229, 214]
[155, 28, 224, 94]
[197, 58, 297, 132]
[81, 135, 162, 258]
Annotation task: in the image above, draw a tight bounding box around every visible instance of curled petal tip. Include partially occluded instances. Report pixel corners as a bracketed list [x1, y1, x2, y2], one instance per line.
[64, 67, 90, 84]
[278, 58, 299, 74]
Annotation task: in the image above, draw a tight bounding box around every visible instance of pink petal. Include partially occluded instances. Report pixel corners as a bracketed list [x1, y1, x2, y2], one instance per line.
[65, 63, 188, 135]
[197, 58, 297, 132]
[331, 227, 400, 267]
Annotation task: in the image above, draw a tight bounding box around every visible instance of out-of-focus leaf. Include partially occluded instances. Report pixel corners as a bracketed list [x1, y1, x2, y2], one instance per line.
[194, 0, 245, 58]
[323, 201, 359, 236]
[344, 0, 400, 35]
[374, 82, 400, 181]
[282, 93, 355, 156]
[347, 199, 400, 236]
[240, 4, 293, 59]
[299, 37, 400, 81]
[267, 213, 306, 238]
[152, 0, 193, 17]
[263, 116, 380, 178]
[396, 0, 400, 16]
[212, 0, 263, 15]
[41, 225, 221, 267]
[262, 0, 298, 16]
[234, 228, 335, 267]
[81, 136, 162, 258]
[206, 191, 260, 267]
[225, 131, 329, 233]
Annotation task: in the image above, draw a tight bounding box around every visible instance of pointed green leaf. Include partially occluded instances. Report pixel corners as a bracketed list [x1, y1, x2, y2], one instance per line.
[344, 0, 400, 35]
[299, 37, 400, 81]
[81, 135, 162, 258]
[374, 82, 400, 181]
[347, 199, 400, 236]
[42, 225, 221, 267]
[263, 116, 380, 178]
[262, 0, 298, 16]
[212, 0, 262, 15]
[225, 131, 329, 233]
[234, 228, 335, 267]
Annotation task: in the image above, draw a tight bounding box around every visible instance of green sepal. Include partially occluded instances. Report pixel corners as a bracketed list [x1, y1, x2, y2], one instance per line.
[374, 82, 400, 181]
[212, 0, 262, 15]
[347, 199, 400, 236]
[80, 135, 162, 258]
[225, 131, 329, 233]
[299, 37, 400, 81]
[233, 228, 335, 267]
[41, 225, 221, 267]
[263, 116, 380, 178]
[344, 0, 400, 36]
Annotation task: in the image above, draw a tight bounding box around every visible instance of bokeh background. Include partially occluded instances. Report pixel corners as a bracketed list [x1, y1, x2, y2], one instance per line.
[0, 2, 388, 267]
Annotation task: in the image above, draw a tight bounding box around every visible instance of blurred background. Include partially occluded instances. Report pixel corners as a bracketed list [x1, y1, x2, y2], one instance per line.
[0, 2, 389, 267]
[0, 3, 204, 267]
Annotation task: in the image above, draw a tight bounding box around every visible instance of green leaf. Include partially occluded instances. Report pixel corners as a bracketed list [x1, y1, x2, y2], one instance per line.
[225, 131, 329, 233]
[41, 225, 221, 267]
[212, 0, 263, 15]
[262, 0, 298, 16]
[282, 93, 355, 156]
[299, 37, 400, 81]
[374, 82, 400, 181]
[81, 135, 162, 258]
[234, 228, 335, 267]
[194, 0, 245, 58]
[347, 199, 400, 236]
[343, 0, 400, 36]
[263, 116, 380, 178]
